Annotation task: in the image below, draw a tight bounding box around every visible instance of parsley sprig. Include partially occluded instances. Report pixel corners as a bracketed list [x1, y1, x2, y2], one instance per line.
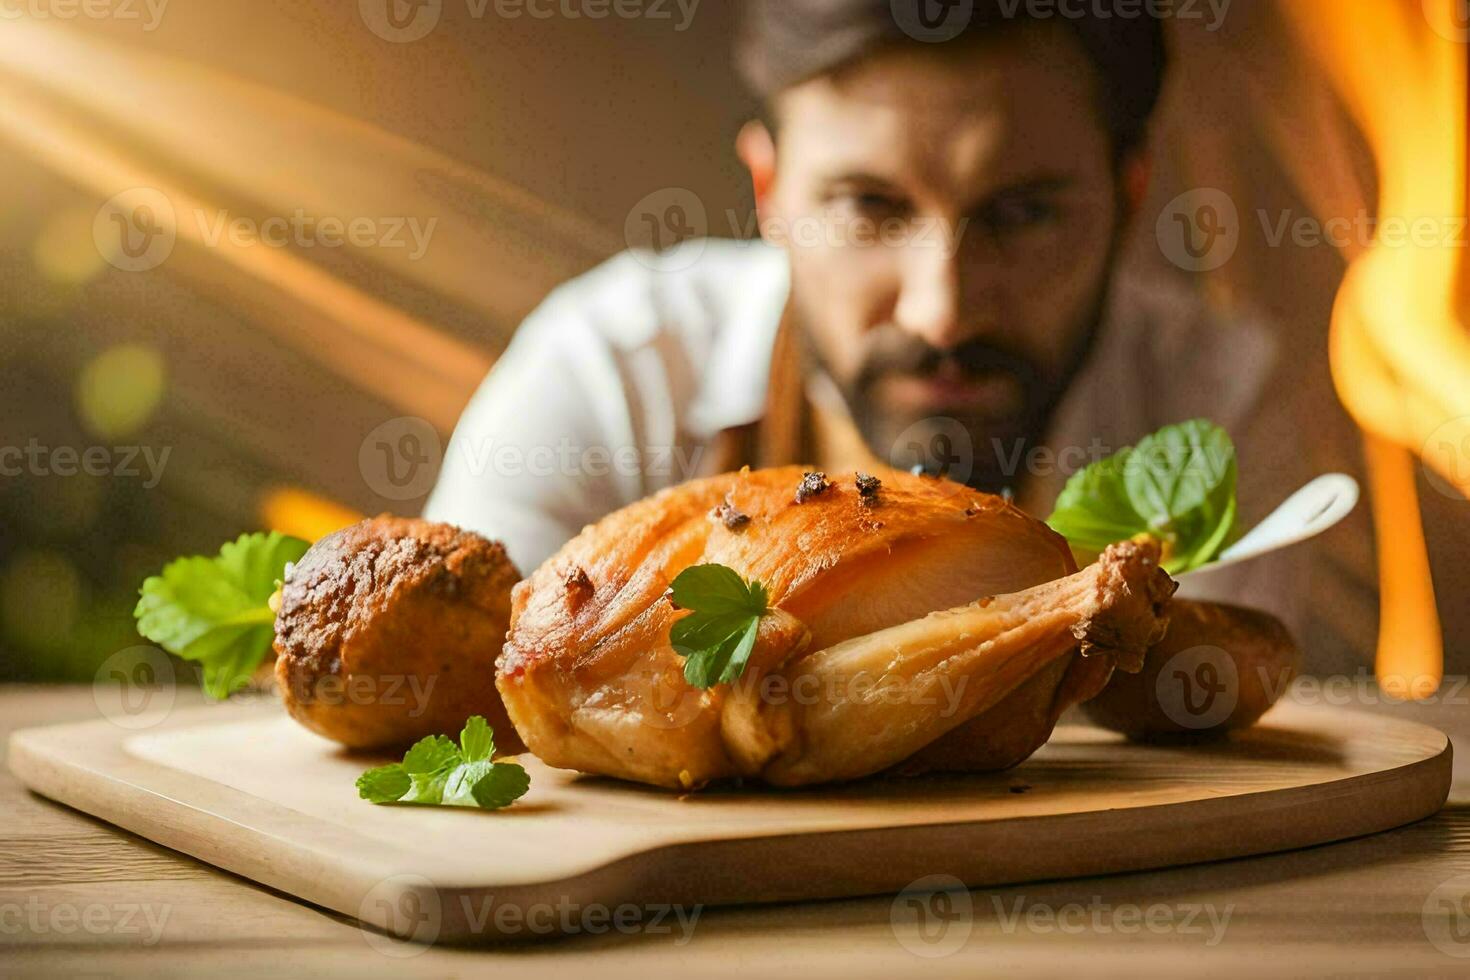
[669, 563, 770, 688]
[357, 716, 530, 810]
[133, 531, 310, 698]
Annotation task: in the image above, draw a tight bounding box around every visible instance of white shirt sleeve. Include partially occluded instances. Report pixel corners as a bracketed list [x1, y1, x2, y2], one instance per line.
[423, 258, 651, 576]
[422, 242, 788, 577]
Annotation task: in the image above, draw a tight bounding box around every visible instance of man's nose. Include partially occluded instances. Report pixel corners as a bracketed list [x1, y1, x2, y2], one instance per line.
[891, 240, 978, 351]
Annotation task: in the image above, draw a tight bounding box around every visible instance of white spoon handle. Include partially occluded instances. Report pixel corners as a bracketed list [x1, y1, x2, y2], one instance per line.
[1180, 473, 1359, 577]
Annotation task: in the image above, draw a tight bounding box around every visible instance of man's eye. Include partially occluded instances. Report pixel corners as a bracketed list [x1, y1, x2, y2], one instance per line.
[979, 196, 1057, 233]
[837, 191, 910, 218]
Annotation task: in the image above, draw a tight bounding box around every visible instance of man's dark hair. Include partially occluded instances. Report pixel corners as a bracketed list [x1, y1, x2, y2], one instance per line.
[737, 0, 1168, 158]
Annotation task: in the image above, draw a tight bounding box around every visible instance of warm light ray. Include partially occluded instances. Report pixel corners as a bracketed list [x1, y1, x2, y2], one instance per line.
[0, 81, 486, 429]
[0, 17, 615, 324]
[0, 17, 625, 429]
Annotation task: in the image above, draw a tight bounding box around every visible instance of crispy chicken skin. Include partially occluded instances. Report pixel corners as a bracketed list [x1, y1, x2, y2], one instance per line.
[498, 466, 1174, 788]
[274, 516, 523, 752]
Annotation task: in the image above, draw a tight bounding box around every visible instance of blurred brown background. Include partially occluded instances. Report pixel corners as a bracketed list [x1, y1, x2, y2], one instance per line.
[0, 0, 1464, 683]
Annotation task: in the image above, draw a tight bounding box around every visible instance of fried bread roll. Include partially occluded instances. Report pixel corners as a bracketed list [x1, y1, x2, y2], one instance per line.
[274, 516, 523, 752]
[1081, 599, 1300, 739]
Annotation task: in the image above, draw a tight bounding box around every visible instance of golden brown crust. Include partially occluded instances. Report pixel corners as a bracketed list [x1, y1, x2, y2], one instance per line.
[498, 465, 1115, 786]
[274, 515, 523, 751]
[891, 539, 1173, 778]
[895, 657, 1074, 775]
[501, 465, 1076, 675]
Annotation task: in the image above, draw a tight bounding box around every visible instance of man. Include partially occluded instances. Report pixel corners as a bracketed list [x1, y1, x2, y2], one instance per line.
[426, 0, 1304, 630]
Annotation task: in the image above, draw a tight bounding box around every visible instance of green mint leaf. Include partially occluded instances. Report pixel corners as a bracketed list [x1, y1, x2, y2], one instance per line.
[1046, 454, 1142, 554]
[471, 763, 531, 810]
[358, 717, 528, 811]
[1047, 420, 1238, 574]
[1123, 420, 1235, 532]
[357, 764, 411, 803]
[133, 531, 309, 699]
[459, 715, 494, 763]
[1172, 466, 1239, 570]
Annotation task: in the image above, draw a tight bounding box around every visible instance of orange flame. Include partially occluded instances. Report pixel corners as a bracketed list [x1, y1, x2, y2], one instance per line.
[1278, 0, 1469, 696]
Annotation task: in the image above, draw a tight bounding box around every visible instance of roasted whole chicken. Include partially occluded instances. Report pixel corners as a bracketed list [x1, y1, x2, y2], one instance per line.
[497, 466, 1175, 789]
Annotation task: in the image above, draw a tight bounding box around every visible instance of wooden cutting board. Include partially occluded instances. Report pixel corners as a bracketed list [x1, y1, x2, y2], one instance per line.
[8, 699, 1450, 944]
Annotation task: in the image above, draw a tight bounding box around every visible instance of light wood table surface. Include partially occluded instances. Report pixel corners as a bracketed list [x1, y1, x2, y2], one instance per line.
[4, 682, 1470, 978]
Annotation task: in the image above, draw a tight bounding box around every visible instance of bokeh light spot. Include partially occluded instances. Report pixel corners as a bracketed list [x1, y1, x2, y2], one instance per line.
[75, 343, 166, 440]
[1, 550, 83, 653]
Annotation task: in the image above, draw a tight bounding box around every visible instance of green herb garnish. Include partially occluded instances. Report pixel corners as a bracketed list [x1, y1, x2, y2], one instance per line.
[1046, 419, 1238, 574]
[668, 563, 770, 689]
[133, 531, 310, 699]
[357, 716, 530, 810]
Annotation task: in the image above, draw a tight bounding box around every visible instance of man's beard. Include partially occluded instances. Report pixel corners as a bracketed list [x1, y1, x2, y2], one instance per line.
[808, 310, 1107, 496]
